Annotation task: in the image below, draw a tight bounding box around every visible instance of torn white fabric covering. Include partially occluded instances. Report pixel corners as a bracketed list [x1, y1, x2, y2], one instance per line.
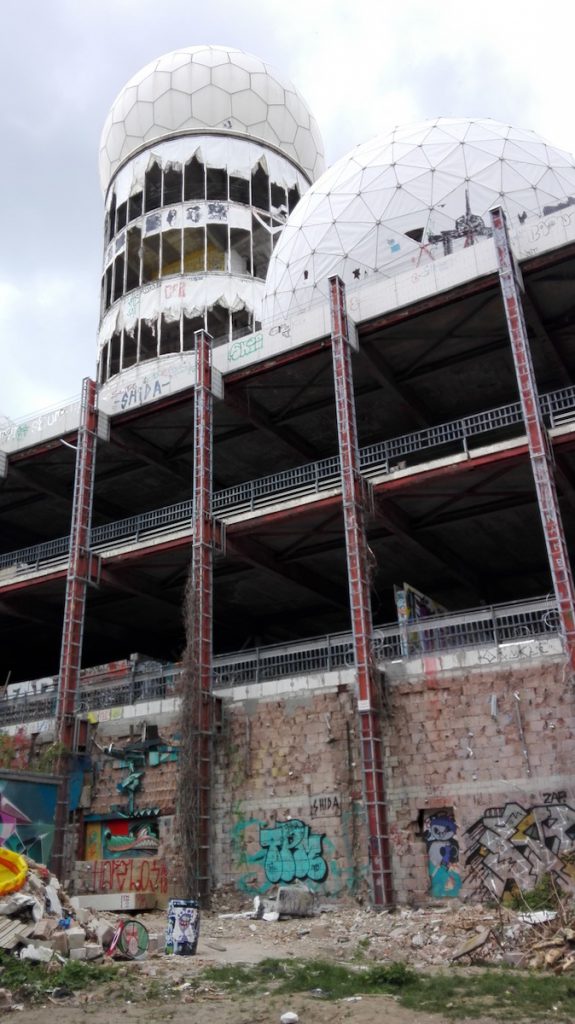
[111, 135, 309, 207]
[98, 275, 265, 347]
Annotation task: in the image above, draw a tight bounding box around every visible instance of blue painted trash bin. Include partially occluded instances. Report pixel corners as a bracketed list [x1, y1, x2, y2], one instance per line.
[165, 898, 200, 955]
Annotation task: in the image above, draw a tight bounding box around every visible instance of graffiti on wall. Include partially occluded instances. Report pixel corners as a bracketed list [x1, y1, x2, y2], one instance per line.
[231, 812, 338, 894]
[0, 777, 58, 865]
[465, 801, 575, 899]
[85, 818, 160, 861]
[80, 857, 168, 896]
[423, 813, 462, 898]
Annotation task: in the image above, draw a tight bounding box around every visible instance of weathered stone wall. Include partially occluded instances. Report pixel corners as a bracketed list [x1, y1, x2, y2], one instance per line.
[383, 655, 575, 904]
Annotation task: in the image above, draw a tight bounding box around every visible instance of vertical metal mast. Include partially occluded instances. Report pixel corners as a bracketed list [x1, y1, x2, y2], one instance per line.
[52, 377, 98, 878]
[329, 275, 393, 907]
[181, 330, 215, 901]
[491, 207, 575, 674]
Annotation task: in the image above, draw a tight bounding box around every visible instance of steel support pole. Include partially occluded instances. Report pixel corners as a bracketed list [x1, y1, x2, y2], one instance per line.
[181, 330, 214, 902]
[491, 207, 575, 674]
[329, 276, 393, 907]
[52, 377, 98, 878]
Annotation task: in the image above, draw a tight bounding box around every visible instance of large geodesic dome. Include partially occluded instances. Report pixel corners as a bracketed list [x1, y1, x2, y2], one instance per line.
[263, 117, 575, 319]
[99, 45, 325, 191]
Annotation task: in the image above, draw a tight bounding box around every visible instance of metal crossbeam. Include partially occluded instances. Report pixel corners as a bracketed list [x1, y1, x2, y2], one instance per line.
[329, 275, 393, 909]
[491, 207, 575, 676]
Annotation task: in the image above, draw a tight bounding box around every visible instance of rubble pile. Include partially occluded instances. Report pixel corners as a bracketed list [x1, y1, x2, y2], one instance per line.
[0, 857, 121, 963]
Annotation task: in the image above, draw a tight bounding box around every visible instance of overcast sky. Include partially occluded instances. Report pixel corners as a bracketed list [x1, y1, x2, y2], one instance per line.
[2, 0, 575, 420]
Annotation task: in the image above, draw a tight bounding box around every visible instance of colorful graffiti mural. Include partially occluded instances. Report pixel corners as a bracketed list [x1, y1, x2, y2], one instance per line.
[231, 813, 340, 894]
[0, 776, 58, 865]
[85, 818, 160, 860]
[465, 801, 575, 899]
[423, 812, 462, 898]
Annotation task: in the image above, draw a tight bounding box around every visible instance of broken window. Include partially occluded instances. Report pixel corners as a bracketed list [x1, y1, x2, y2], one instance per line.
[206, 167, 228, 201]
[206, 224, 227, 272]
[183, 313, 206, 350]
[116, 200, 128, 232]
[112, 254, 125, 302]
[160, 315, 181, 354]
[271, 183, 288, 215]
[139, 319, 157, 362]
[99, 342, 109, 383]
[229, 175, 249, 205]
[184, 156, 205, 201]
[252, 213, 272, 279]
[231, 307, 252, 339]
[183, 227, 205, 273]
[230, 228, 251, 275]
[108, 193, 117, 240]
[103, 265, 113, 312]
[144, 162, 162, 213]
[122, 331, 138, 369]
[109, 331, 121, 377]
[128, 191, 143, 222]
[163, 164, 183, 206]
[162, 229, 182, 276]
[142, 235, 160, 283]
[251, 164, 270, 210]
[207, 303, 230, 345]
[405, 227, 424, 243]
[125, 227, 141, 291]
[287, 185, 300, 213]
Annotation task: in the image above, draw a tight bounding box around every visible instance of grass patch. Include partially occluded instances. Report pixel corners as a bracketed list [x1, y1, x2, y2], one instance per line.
[0, 951, 116, 1005]
[202, 957, 575, 1020]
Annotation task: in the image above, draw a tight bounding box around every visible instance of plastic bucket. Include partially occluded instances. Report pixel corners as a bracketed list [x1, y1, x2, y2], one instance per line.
[165, 898, 200, 955]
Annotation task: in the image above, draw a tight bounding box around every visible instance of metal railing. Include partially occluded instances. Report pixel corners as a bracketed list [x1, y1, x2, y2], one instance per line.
[2, 384, 575, 578]
[0, 595, 561, 726]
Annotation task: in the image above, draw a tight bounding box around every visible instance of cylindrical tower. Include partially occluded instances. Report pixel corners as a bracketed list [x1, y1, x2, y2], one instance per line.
[97, 45, 324, 387]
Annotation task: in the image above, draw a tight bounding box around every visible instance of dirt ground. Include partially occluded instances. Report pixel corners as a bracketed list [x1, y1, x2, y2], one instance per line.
[8, 906, 512, 1024]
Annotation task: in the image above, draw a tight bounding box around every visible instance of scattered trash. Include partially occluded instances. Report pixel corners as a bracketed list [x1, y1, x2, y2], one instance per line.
[280, 1013, 299, 1024]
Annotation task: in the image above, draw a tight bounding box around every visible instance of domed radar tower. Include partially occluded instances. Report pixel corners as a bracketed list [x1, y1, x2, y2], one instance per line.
[98, 45, 324, 386]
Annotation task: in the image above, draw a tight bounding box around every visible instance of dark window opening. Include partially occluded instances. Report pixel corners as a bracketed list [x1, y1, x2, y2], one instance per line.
[252, 214, 271, 279]
[112, 254, 125, 302]
[206, 224, 227, 272]
[122, 331, 138, 369]
[231, 307, 252, 339]
[207, 303, 230, 345]
[251, 165, 270, 210]
[183, 313, 205, 350]
[271, 183, 287, 213]
[109, 332, 121, 377]
[99, 342, 109, 383]
[162, 228, 182, 276]
[287, 185, 300, 212]
[128, 191, 143, 222]
[126, 227, 141, 291]
[139, 319, 157, 362]
[104, 265, 113, 311]
[207, 167, 228, 201]
[184, 156, 205, 201]
[144, 163, 162, 213]
[405, 227, 424, 243]
[108, 193, 117, 241]
[230, 228, 251, 275]
[163, 165, 183, 206]
[183, 227, 205, 274]
[161, 315, 181, 354]
[116, 201, 128, 231]
[229, 175, 249, 205]
[142, 235, 160, 284]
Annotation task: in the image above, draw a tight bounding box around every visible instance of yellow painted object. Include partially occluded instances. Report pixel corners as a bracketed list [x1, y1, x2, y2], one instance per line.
[0, 849, 28, 894]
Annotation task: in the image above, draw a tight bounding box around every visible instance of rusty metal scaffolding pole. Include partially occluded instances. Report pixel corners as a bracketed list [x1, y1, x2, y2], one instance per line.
[180, 329, 215, 903]
[328, 275, 393, 908]
[52, 377, 98, 879]
[491, 207, 575, 675]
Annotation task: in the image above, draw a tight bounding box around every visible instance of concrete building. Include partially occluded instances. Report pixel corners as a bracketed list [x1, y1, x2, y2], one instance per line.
[1, 47, 575, 908]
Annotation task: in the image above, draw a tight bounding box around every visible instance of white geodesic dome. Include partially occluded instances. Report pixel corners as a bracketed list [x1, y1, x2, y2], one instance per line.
[263, 117, 575, 319]
[99, 45, 325, 191]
